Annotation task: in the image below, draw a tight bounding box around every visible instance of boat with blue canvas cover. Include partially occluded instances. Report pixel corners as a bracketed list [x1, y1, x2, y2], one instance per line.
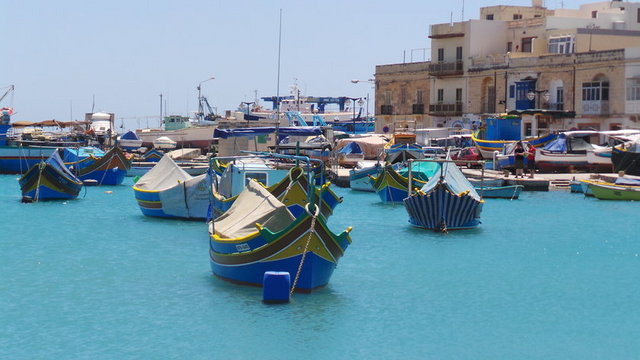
[403, 159, 484, 232]
[117, 131, 143, 151]
[209, 180, 352, 292]
[63, 146, 131, 185]
[535, 131, 610, 172]
[369, 162, 439, 203]
[133, 154, 212, 219]
[336, 141, 364, 168]
[19, 150, 83, 201]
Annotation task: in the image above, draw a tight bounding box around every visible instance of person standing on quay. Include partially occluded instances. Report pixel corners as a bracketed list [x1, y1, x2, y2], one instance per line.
[514, 141, 526, 178]
[527, 143, 536, 178]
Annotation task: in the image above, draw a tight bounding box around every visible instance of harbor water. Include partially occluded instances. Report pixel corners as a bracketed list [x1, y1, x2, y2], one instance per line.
[1, 174, 639, 359]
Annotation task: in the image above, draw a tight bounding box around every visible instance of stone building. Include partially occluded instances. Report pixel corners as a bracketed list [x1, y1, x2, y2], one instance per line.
[374, 0, 640, 138]
[374, 61, 430, 134]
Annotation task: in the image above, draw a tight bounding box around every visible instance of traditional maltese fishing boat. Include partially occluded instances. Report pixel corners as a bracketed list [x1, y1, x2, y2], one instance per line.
[403, 159, 484, 232]
[63, 146, 131, 185]
[19, 150, 83, 202]
[209, 156, 352, 292]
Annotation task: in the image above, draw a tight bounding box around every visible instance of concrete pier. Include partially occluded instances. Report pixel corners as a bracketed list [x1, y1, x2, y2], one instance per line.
[327, 164, 636, 192]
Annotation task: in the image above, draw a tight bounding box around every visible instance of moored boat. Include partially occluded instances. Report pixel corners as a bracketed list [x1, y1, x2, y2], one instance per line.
[63, 146, 131, 185]
[471, 116, 556, 158]
[211, 154, 341, 220]
[586, 180, 640, 201]
[208, 180, 352, 292]
[133, 155, 212, 219]
[19, 150, 83, 201]
[477, 185, 523, 199]
[369, 162, 438, 203]
[403, 159, 484, 231]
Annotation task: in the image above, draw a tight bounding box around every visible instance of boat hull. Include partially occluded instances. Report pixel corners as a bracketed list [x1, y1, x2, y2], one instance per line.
[0, 146, 58, 174]
[477, 185, 523, 199]
[133, 174, 211, 219]
[65, 147, 131, 185]
[19, 162, 82, 201]
[209, 213, 352, 292]
[403, 184, 483, 231]
[587, 181, 640, 200]
[349, 164, 381, 192]
[472, 132, 557, 159]
[370, 165, 424, 203]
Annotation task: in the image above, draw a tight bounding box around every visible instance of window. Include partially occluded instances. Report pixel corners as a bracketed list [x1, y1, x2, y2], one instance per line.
[400, 87, 407, 104]
[513, 14, 522, 20]
[384, 90, 392, 105]
[507, 42, 513, 52]
[437, 48, 444, 62]
[637, 8, 640, 23]
[416, 89, 424, 104]
[522, 37, 534, 52]
[627, 79, 640, 100]
[456, 46, 463, 61]
[556, 87, 564, 109]
[509, 85, 515, 98]
[592, 10, 597, 19]
[456, 88, 462, 103]
[486, 14, 494, 20]
[548, 35, 574, 54]
[582, 81, 609, 101]
[437, 89, 444, 103]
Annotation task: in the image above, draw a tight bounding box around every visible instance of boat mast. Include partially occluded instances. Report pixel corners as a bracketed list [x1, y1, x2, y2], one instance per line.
[275, 8, 283, 153]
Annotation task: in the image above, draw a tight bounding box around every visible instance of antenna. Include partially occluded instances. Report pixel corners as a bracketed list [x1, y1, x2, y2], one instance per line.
[275, 8, 283, 153]
[91, 94, 95, 113]
[461, 0, 465, 21]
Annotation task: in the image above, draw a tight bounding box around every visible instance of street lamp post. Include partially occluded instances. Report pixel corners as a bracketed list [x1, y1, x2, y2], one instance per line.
[197, 76, 215, 122]
[345, 97, 362, 135]
[351, 78, 375, 118]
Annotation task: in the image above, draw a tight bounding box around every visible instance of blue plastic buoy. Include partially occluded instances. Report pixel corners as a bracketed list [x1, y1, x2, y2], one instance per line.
[262, 271, 291, 304]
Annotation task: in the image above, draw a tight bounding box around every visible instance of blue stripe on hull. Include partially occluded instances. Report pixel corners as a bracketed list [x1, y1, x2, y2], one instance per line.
[210, 252, 336, 291]
[79, 169, 127, 185]
[23, 186, 78, 200]
[0, 158, 46, 174]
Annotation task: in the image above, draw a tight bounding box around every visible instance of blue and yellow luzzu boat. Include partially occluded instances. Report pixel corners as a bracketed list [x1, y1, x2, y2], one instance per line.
[404, 160, 483, 232]
[369, 162, 438, 203]
[209, 181, 352, 292]
[211, 163, 342, 220]
[19, 151, 83, 201]
[64, 146, 131, 185]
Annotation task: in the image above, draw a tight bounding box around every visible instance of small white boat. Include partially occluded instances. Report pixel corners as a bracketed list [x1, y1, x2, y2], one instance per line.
[153, 136, 177, 150]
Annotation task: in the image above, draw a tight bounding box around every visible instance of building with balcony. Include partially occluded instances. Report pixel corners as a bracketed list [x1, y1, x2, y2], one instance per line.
[374, 0, 640, 138]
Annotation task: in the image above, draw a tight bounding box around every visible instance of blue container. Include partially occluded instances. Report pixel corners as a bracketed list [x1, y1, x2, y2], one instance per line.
[262, 271, 291, 304]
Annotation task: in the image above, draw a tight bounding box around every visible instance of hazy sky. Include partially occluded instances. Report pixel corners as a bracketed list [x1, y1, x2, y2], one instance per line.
[3, 0, 587, 130]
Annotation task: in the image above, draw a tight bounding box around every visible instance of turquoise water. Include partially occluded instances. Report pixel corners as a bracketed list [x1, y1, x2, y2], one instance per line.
[1, 174, 639, 359]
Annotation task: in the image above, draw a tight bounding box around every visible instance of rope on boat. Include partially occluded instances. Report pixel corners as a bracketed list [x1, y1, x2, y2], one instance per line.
[34, 162, 44, 202]
[277, 168, 297, 202]
[290, 203, 320, 296]
[510, 186, 519, 201]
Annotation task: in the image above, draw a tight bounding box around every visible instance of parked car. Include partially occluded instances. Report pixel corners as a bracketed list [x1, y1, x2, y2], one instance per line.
[451, 147, 483, 168]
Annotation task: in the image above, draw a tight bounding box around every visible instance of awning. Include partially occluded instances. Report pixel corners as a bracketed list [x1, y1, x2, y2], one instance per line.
[507, 109, 576, 118]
